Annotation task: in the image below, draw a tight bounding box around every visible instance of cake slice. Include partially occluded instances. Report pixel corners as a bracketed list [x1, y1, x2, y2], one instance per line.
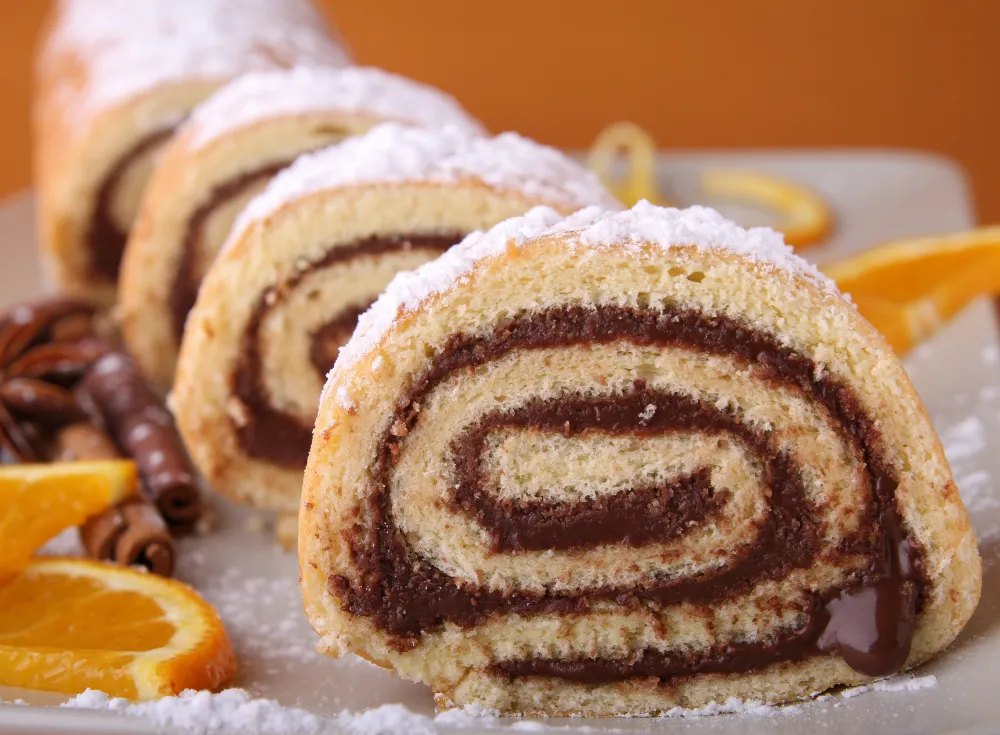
[171, 124, 618, 521]
[120, 66, 483, 389]
[300, 202, 981, 715]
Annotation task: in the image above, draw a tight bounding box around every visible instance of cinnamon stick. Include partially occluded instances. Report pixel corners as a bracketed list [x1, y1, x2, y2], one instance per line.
[79, 498, 175, 577]
[56, 423, 176, 577]
[52, 422, 120, 461]
[78, 352, 203, 530]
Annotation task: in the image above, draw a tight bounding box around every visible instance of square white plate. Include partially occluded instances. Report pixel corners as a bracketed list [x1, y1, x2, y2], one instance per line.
[1, 150, 997, 735]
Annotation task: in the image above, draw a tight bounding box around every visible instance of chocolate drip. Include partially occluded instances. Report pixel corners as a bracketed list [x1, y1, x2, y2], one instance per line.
[329, 303, 924, 681]
[496, 500, 919, 683]
[233, 232, 462, 468]
[79, 351, 202, 530]
[813, 485, 919, 675]
[89, 128, 175, 282]
[170, 161, 292, 343]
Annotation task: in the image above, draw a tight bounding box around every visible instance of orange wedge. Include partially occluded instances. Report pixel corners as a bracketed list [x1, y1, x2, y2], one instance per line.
[823, 226, 1000, 354]
[587, 122, 832, 248]
[0, 460, 138, 582]
[0, 557, 235, 699]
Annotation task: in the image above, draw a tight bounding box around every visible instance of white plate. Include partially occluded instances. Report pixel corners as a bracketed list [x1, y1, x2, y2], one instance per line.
[1, 150, 998, 735]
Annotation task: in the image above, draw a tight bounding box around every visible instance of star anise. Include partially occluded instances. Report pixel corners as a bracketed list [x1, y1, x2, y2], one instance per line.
[0, 299, 112, 462]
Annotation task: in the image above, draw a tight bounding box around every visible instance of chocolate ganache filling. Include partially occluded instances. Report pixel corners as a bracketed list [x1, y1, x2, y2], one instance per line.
[330, 303, 925, 681]
[308, 304, 370, 377]
[233, 232, 463, 468]
[169, 161, 297, 344]
[89, 127, 176, 282]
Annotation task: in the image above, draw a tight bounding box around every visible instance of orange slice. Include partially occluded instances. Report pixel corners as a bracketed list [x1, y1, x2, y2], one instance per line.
[0, 460, 138, 581]
[823, 226, 1000, 354]
[587, 122, 832, 248]
[0, 557, 235, 699]
[699, 170, 832, 248]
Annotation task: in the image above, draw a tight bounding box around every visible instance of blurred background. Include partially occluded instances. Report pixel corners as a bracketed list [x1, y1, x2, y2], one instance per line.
[1, 0, 997, 220]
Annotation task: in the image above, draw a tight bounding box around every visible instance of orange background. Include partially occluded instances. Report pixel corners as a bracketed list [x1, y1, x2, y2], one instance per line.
[2, 0, 997, 221]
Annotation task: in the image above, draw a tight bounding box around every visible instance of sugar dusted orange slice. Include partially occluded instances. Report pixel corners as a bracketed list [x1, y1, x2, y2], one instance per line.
[0, 460, 138, 581]
[823, 226, 1000, 354]
[0, 558, 235, 699]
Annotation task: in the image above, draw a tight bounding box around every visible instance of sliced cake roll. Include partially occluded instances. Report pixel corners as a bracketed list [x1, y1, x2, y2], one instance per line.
[171, 124, 618, 518]
[299, 202, 981, 716]
[120, 67, 484, 390]
[33, 0, 350, 305]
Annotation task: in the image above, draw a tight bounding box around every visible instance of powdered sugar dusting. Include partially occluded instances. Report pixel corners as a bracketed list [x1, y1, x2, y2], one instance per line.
[563, 201, 831, 287]
[175, 542, 319, 668]
[64, 689, 323, 734]
[187, 67, 483, 150]
[227, 123, 618, 250]
[36, 526, 84, 557]
[339, 703, 436, 734]
[43, 0, 350, 126]
[51, 691, 801, 732]
[954, 470, 1000, 515]
[335, 385, 356, 411]
[656, 697, 800, 718]
[331, 202, 838, 397]
[839, 674, 938, 700]
[941, 416, 987, 463]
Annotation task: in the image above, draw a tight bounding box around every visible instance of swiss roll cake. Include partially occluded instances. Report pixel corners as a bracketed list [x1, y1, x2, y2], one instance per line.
[299, 202, 980, 716]
[120, 66, 483, 389]
[170, 124, 619, 520]
[33, 0, 350, 304]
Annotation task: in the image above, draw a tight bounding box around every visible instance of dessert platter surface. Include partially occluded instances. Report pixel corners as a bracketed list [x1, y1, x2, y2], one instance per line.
[2, 149, 999, 735]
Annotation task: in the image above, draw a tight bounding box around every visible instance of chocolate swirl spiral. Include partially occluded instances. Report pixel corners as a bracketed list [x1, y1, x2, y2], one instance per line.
[329, 303, 923, 682]
[231, 232, 464, 468]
